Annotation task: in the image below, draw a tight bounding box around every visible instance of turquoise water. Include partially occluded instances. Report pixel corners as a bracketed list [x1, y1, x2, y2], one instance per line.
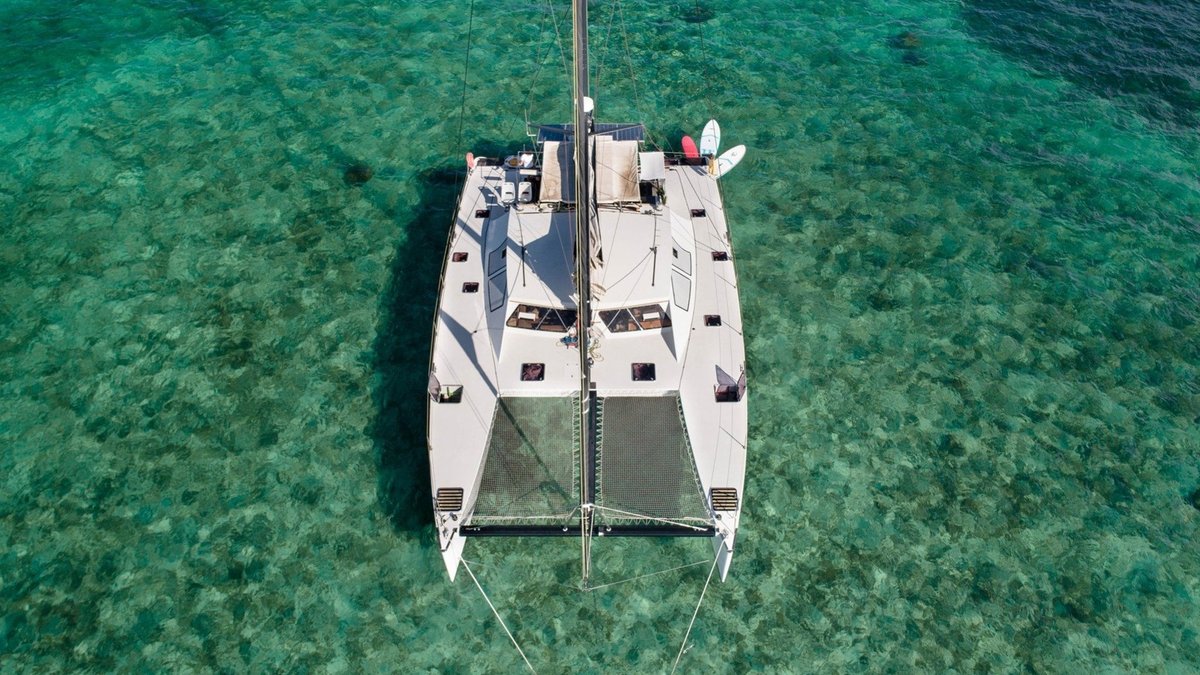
[3, 0, 1199, 670]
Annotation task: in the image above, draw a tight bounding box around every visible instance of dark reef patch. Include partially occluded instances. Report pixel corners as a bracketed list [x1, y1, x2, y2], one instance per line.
[343, 162, 374, 186]
[889, 30, 922, 50]
[0, 0, 229, 100]
[681, 3, 716, 24]
[963, 0, 1200, 130]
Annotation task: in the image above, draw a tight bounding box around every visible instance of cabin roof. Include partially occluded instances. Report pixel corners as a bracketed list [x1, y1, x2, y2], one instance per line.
[504, 210, 576, 308]
[592, 209, 672, 310]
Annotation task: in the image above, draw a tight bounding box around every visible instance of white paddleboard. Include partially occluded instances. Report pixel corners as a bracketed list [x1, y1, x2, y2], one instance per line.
[699, 119, 721, 157]
[715, 144, 746, 178]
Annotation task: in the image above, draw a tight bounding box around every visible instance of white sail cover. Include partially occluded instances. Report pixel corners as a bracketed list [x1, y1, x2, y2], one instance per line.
[541, 140, 575, 203]
[594, 137, 639, 203]
[639, 151, 666, 181]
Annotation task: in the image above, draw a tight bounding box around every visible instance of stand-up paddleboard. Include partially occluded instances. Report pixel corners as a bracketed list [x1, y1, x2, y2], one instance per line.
[699, 119, 721, 157]
[466, 152, 475, 170]
[681, 135, 699, 159]
[715, 145, 746, 178]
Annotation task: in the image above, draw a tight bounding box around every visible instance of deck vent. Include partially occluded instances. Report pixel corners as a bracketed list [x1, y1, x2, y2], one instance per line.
[710, 488, 739, 512]
[711, 251, 729, 261]
[631, 363, 656, 382]
[437, 385, 463, 404]
[521, 363, 545, 381]
[462, 282, 479, 293]
[452, 252, 468, 262]
[690, 208, 706, 218]
[436, 488, 464, 512]
[704, 315, 722, 327]
[475, 208, 490, 218]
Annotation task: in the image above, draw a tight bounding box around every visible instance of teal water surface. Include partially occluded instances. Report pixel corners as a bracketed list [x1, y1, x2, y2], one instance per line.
[2, 0, 1199, 671]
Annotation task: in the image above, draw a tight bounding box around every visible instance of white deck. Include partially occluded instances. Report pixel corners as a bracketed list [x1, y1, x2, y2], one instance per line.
[428, 153, 747, 581]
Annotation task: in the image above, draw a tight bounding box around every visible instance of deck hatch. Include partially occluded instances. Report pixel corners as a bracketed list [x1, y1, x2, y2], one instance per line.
[631, 363, 656, 381]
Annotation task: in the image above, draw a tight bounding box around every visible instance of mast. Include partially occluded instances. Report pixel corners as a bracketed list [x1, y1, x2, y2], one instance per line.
[571, 0, 595, 587]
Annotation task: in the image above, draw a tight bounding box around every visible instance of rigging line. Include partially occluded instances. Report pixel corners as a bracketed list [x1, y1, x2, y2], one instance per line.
[599, 247, 656, 308]
[487, 401, 577, 511]
[619, 0, 648, 144]
[616, 0, 653, 149]
[511, 4, 553, 139]
[584, 560, 710, 592]
[675, 168, 726, 244]
[592, 0, 619, 91]
[433, 357, 491, 428]
[462, 560, 537, 674]
[671, 554, 721, 675]
[513, 209, 529, 288]
[470, 506, 581, 525]
[453, 0, 478, 155]
[688, 0, 719, 121]
[592, 506, 711, 531]
[553, 213, 573, 281]
[471, 513, 580, 523]
[545, 0, 571, 92]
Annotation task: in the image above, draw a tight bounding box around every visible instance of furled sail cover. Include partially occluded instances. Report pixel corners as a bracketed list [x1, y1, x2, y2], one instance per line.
[540, 141, 575, 203]
[594, 137, 640, 203]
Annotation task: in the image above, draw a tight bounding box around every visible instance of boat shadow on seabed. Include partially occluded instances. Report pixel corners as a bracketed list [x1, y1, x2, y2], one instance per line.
[370, 143, 510, 540]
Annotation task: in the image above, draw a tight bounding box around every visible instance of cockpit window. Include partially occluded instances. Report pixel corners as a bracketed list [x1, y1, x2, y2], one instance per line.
[600, 304, 672, 333]
[505, 304, 578, 332]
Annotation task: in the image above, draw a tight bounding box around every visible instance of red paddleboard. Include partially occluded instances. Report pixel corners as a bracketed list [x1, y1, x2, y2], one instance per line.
[681, 136, 699, 159]
[465, 152, 475, 169]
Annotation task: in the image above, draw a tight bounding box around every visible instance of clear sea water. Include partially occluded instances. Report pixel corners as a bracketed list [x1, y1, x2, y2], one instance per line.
[2, 0, 1199, 671]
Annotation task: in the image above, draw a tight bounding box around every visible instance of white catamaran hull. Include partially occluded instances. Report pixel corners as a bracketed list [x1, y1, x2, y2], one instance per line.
[427, 144, 747, 583]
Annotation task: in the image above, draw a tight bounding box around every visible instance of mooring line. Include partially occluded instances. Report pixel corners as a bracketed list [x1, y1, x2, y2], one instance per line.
[585, 560, 709, 592]
[462, 560, 536, 673]
[453, 0, 476, 149]
[671, 554, 720, 674]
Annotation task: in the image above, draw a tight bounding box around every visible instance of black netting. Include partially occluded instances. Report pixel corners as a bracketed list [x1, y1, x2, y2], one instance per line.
[468, 397, 580, 525]
[596, 396, 710, 525]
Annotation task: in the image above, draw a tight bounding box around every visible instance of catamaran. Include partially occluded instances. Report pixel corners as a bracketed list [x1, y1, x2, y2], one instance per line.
[425, 0, 747, 588]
